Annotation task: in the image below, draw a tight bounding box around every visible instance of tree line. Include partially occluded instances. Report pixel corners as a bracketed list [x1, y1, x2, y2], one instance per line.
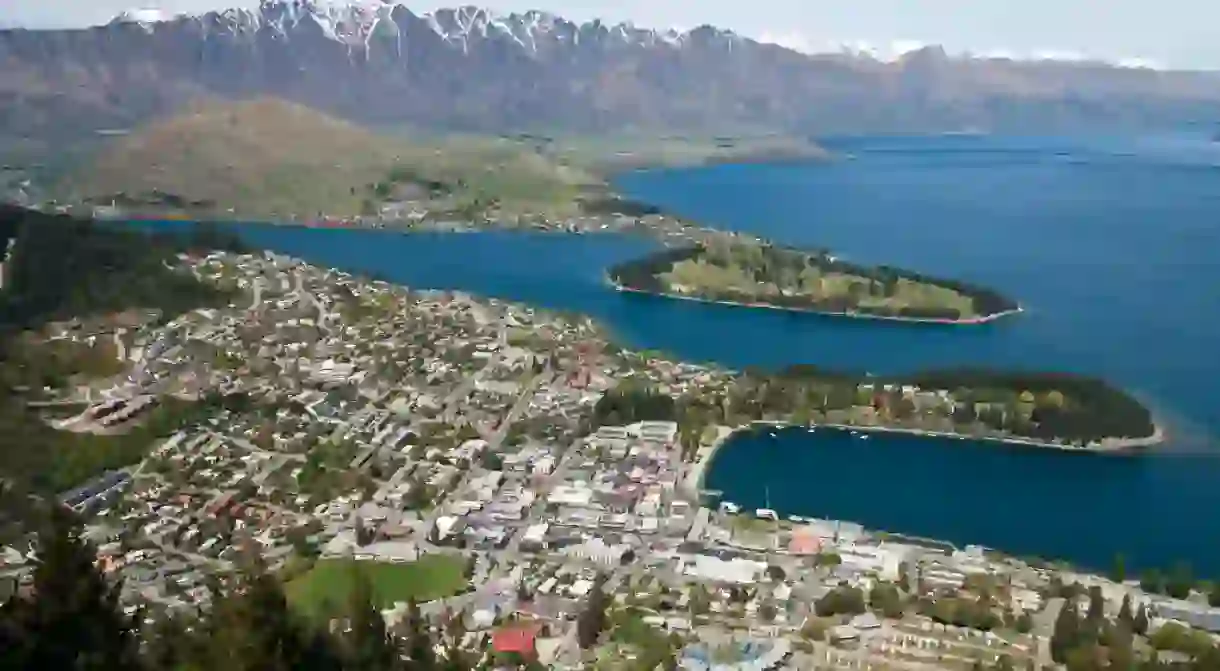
[0, 206, 241, 332]
[670, 363, 1156, 446]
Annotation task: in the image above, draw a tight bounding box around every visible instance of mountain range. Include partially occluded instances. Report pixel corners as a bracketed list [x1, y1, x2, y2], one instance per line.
[2, 0, 1220, 145]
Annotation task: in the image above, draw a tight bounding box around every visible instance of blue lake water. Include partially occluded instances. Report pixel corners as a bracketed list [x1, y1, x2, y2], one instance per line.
[143, 134, 1220, 572]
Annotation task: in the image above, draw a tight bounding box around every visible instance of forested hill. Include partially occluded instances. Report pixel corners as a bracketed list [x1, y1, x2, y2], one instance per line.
[0, 208, 241, 502]
[0, 206, 240, 331]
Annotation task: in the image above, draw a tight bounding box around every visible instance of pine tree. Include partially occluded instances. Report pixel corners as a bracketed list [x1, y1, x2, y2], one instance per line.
[1111, 554, 1127, 584]
[1132, 604, 1149, 636]
[341, 566, 401, 671]
[141, 611, 199, 670]
[401, 598, 436, 669]
[1117, 594, 1133, 628]
[576, 573, 610, 650]
[1087, 586, 1105, 624]
[0, 506, 143, 670]
[1052, 600, 1081, 664]
[1107, 623, 1135, 671]
[198, 552, 343, 671]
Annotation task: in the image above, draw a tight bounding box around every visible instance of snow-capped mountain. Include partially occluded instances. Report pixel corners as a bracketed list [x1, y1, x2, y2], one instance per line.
[3, 1, 1219, 141]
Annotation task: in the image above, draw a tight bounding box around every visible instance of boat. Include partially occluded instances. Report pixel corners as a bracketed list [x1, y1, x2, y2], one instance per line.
[754, 486, 778, 521]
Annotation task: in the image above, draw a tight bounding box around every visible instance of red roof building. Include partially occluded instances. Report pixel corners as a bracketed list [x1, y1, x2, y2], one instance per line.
[491, 623, 540, 659]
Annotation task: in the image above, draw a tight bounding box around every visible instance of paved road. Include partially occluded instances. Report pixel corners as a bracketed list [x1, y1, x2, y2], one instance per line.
[418, 367, 552, 549]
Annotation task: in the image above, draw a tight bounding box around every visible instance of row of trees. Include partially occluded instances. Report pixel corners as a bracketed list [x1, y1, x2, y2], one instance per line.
[1049, 585, 1220, 671]
[1, 507, 486, 671]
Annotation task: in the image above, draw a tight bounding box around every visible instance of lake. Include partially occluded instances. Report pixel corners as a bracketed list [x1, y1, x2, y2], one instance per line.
[147, 133, 1220, 572]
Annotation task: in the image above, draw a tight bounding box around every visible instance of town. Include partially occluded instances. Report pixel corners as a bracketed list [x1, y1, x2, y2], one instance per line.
[2, 249, 1218, 670]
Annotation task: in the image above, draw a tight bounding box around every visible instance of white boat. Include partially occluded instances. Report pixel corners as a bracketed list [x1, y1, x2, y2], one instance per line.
[755, 508, 778, 521]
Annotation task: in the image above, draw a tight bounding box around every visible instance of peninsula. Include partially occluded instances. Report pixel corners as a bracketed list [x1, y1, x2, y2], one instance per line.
[607, 238, 1021, 323]
[598, 361, 1161, 456]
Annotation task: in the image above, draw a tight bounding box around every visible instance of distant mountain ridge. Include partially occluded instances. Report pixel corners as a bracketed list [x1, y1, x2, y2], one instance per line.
[2, 0, 1220, 143]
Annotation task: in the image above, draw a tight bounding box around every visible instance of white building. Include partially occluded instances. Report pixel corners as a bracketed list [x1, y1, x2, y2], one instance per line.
[682, 555, 766, 585]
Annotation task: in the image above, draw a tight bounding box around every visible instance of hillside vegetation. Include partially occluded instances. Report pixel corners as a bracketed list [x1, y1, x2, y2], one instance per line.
[609, 240, 1018, 322]
[0, 206, 238, 497]
[58, 98, 601, 220]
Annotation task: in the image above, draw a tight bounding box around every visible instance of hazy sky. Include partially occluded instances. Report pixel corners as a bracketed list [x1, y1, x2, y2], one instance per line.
[3, 0, 1216, 70]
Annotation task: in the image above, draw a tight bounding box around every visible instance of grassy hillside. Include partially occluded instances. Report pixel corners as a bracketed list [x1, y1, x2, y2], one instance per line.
[57, 98, 601, 220]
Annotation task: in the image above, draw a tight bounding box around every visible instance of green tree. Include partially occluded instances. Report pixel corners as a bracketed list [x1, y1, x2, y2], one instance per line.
[1116, 594, 1133, 629]
[815, 586, 867, 617]
[193, 552, 343, 671]
[1140, 569, 1165, 595]
[1165, 562, 1194, 600]
[0, 506, 144, 670]
[688, 584, 711, 618]
[401, 598, 435, 668]
[1107, 624, 1135, 671]
[341, 566, 402, 670]
[1132, 604, 1149, 637]
[1052, 600, 1081, 664]
[869, 583, 906, 619]
[577, 574, 610, 649]
[1086, 585, 1106, 625]
[1111, 554, 1127, 584]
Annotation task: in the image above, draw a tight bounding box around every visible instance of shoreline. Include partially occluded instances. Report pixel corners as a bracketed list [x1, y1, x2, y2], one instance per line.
[686, 426, 737, 496]
[748, 420, 1166, 453]
[608, 278, 1023, 326]
[604, 148, 835, 175]
[690, 420, 1165, 498]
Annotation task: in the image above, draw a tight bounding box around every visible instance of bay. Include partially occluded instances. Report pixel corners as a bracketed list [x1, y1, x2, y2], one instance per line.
[138, 133, 1220, 571]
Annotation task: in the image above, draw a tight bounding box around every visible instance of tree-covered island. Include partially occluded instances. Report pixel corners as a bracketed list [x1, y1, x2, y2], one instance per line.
[607, 238, 1021, 323]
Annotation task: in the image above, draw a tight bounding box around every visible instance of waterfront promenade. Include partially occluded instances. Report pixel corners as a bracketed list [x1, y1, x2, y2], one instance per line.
[682, 425, 735, 498]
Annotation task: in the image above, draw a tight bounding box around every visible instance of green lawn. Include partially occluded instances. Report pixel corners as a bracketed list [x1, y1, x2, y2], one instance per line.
[286, 555, 468, 618]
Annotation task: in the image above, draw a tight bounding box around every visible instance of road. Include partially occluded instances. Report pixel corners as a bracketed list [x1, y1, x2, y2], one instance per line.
[440, 319, 508, 422]
[419, 366, 553, 549]
[212, 430, 307, 463]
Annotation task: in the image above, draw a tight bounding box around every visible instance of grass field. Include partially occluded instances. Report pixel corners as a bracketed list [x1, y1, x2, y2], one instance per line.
[286, 554, 468, 618]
